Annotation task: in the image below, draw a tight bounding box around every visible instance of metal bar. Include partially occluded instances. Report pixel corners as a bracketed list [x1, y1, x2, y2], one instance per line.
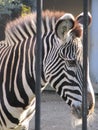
[82, 0, 88, 130]
[35, 0, 42, 130]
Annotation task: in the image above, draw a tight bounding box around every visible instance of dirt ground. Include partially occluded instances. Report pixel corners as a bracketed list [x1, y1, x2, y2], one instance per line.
[29, 91, 98, 130]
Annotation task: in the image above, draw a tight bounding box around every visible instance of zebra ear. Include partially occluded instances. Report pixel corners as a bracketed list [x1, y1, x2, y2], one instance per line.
[55, 13, 75, 40]
[76, 12, 92, 26]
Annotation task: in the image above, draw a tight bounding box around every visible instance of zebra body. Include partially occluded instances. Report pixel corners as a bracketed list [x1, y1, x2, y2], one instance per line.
[0, 11, 95, 130]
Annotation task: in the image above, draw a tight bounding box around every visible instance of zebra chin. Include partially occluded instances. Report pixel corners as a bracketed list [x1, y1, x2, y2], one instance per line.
[71, 101, 95, 119]
[70, 82, 95, 120]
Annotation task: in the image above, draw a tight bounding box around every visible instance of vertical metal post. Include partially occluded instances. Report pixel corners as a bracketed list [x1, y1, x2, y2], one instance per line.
[35, 0, 42, 130]
[82, 0, 88, 130]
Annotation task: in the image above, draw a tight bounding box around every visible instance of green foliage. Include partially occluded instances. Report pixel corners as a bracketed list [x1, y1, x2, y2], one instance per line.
[0, 0, 15, 5]
[0, 0, 21, 16]
[22, 0, 36, 10]
[0, 0, 36, 17]
[21, 4, 31, 16]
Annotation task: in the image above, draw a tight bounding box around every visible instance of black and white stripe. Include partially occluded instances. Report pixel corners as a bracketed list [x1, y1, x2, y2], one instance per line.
[0, 11, 95, 130]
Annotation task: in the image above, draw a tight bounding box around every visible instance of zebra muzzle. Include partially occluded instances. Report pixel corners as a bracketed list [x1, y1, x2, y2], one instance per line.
[87, 92, 95, 117]
[71, 95, 95, 119]
[71, 105, 82, 119]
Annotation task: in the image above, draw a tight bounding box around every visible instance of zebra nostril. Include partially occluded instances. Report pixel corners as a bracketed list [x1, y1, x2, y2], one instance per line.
[87, 102, 95, 116]
[88, 103, 93, 110]
[87, 92, 95, 115]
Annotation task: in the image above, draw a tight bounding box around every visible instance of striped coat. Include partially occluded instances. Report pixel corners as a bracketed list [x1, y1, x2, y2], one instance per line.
[0, 11, 95, 130]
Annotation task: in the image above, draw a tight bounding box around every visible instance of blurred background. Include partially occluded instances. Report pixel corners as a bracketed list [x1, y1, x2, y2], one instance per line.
[0, 0, 98, 93]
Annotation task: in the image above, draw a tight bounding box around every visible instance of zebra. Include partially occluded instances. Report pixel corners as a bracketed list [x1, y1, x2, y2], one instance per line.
[0, 11, 95, 130]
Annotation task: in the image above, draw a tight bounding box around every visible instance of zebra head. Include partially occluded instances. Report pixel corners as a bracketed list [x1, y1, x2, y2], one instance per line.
[46, 12, 95, 119]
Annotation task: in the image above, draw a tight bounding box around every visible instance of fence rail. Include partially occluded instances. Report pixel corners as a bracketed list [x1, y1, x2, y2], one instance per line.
[35, 0, 42, 130]
[82, 0, 89, 130]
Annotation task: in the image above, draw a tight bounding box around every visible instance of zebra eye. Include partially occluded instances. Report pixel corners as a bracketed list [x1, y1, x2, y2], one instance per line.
[67, 60, 76, 67]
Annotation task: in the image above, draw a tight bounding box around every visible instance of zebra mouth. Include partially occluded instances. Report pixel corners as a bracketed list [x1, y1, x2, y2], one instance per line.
[71, 105, 82, 119]
[71, 103, 95, 119]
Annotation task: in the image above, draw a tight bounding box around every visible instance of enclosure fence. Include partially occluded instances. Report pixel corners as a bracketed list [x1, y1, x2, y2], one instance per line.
[82, 0, 89, 130]
[35, 0, 42, 130]
[35, 0, 89, 130]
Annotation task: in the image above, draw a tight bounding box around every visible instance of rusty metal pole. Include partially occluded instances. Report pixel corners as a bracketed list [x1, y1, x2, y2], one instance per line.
[82, 0, 88, 130]
[35, 0, 42, 130]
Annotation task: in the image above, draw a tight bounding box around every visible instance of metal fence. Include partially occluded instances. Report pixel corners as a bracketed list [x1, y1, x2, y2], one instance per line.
[35, 0, 42, 130]
[82, 0, 89, 129]
[35, 0, 89, 130]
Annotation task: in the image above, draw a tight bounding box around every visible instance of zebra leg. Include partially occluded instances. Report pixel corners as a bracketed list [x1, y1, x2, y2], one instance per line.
[17, 98, 36, 130]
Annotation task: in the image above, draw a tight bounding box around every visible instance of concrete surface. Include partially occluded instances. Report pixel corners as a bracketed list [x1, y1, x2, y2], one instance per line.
[29, 91, 98, 130]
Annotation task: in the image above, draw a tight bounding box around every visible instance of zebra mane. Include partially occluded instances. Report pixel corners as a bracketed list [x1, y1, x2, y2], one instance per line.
[42, 10, 65, 19]
[5, 10, 65, 35]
